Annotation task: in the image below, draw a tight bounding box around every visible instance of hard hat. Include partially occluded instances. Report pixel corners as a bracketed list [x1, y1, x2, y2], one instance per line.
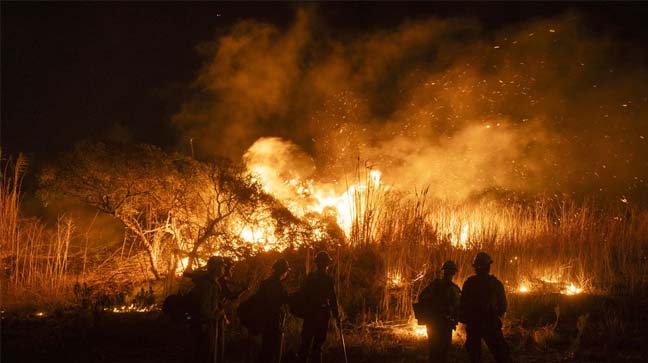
[272, 258, 290, 273]
[441, 260, 458, 271]
[315, 251, 333, 266]
[472, 252, 493, 267]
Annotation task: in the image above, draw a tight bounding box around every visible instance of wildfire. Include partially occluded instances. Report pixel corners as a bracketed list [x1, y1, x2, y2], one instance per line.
[398, 319, 464, 343]
[243, 138, 387, 244]
[175, 256, 214, 276]
[175, 257, 190, 275]
[562, 283, 583, 295]
[451, 223, 470, 248]
[513, 278, 585, 295]
[413, 324, 427, 337]
[388, 271, 404, 287]
[106, 304, 156, 313]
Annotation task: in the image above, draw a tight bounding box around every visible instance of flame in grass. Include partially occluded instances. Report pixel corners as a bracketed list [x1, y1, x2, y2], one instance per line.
[388, 271, 404, 288]
[396, 319, 464, 343]
[562, 283, 583, 295]
[413, 323, 427, 337]
[106, 304, 157, 313]
[513, 278, 585, 295]
[451, 223, 470, 248]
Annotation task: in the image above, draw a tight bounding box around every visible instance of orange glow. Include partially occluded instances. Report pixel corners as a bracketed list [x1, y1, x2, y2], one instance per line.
[413, 324, 427, 337]
[562, 283, 583, 295]
[451, 223, 470, 248]
[106, 304, 156, 313]
[244, 138, 386, 241]
[388, 271, 404, 287]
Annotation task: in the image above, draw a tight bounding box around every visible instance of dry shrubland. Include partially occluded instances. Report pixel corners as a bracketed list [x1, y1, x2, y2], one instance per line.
[2, 150, 647, 323]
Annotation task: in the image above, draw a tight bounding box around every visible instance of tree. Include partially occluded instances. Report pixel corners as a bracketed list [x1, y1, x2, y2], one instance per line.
[40, 142, 188, 278]
[40, 141, 302, 278]
[174, 158, 266, 269]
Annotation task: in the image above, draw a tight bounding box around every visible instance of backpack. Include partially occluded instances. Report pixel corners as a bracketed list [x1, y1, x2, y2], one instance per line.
[412, 301, 431, 324]
[162, 292, 197, 323]
[414, 279, 449, 324]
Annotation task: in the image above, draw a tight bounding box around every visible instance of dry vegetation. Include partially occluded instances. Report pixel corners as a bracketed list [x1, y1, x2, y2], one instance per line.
[3, 151, 648, 363]
[3, 151, 647, 318]
[2, 155, 76, 307]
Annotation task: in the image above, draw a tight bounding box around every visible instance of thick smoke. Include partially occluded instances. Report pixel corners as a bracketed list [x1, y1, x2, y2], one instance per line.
[174, 9, 648, 201]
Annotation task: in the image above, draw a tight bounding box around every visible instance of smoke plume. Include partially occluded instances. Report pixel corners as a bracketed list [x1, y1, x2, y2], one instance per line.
[174, 8, 648, 201]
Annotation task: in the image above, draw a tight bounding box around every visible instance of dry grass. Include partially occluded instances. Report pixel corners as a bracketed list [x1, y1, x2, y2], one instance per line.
[336, 168, 648, 320]
[1, 155, 76, 308]
[3, 154, 648, 320]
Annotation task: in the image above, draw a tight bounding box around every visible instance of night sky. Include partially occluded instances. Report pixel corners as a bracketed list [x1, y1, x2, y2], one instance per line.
[3, 2, 648, 204]
[3, 2, 647, 156]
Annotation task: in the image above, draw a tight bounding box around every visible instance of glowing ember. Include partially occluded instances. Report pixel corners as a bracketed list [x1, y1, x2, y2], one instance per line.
[518, 284, 530, 293]
[562, 283, 583, 295]
[388, 271, 404, 287]
[106, 304, 156, 313]
[413, 324, 427, 337]
[391, 319, 428, 339]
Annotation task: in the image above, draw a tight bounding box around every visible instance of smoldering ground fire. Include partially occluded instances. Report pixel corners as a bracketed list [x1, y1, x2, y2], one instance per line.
[3, 5, 648, 363]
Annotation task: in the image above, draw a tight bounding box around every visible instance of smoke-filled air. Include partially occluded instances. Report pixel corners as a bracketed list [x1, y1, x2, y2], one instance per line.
[174, 9, 647, 202]
[4, 5, 648, 362]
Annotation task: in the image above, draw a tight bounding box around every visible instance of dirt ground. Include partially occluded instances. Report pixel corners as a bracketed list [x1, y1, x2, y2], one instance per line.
[2, 305, 646, 363]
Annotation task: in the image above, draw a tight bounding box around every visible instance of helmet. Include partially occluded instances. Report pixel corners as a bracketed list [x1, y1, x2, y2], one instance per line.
[272, 258, 290, 273]
[315, 251, 333, 266]
[441, 260, 458, 271]
[206, 256, 224, 271]
[472, 252, 493, 267]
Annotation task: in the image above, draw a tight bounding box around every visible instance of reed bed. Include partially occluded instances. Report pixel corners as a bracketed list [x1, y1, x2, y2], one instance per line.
[3, 154, 647, 318]
[337, 168, 648, 320]
[1, 155, 77, 307]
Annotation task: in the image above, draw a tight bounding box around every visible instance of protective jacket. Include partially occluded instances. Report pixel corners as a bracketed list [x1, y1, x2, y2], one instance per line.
[459, 274, 507, 327]
[300, 269, 339, 318]
[419, 277, 461, 326]
[189, 273, 222, 322]
[297, 269, 339, 363]
[256, 275, 288, 363]
[460, 273, 511, 363]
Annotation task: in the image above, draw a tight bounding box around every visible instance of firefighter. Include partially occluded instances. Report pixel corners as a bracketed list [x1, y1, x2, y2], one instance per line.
[217, 257, 250, 363]
[459, 252, 511, 363]
[189, 256, 225, 363]
[418, 260, 461, 363]
[256, 258, 291, 363]
[297, 251, 340, 363]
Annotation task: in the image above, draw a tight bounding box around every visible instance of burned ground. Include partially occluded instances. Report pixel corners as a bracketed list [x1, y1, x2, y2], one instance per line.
[3, 293, 646, 363]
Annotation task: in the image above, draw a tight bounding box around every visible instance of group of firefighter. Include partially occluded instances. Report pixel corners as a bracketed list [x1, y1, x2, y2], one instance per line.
[182, 250, 511, 363]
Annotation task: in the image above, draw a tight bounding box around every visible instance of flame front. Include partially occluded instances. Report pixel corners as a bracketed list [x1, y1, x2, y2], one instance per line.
[242, 137, 385, 243]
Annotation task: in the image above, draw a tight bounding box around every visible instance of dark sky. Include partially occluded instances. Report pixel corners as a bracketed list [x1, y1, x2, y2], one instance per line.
[2, 2, 648, 159]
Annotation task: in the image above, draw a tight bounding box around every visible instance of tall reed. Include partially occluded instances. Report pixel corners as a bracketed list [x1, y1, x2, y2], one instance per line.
[1, 155, 75, 307]
[338, 170, 648, 320]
